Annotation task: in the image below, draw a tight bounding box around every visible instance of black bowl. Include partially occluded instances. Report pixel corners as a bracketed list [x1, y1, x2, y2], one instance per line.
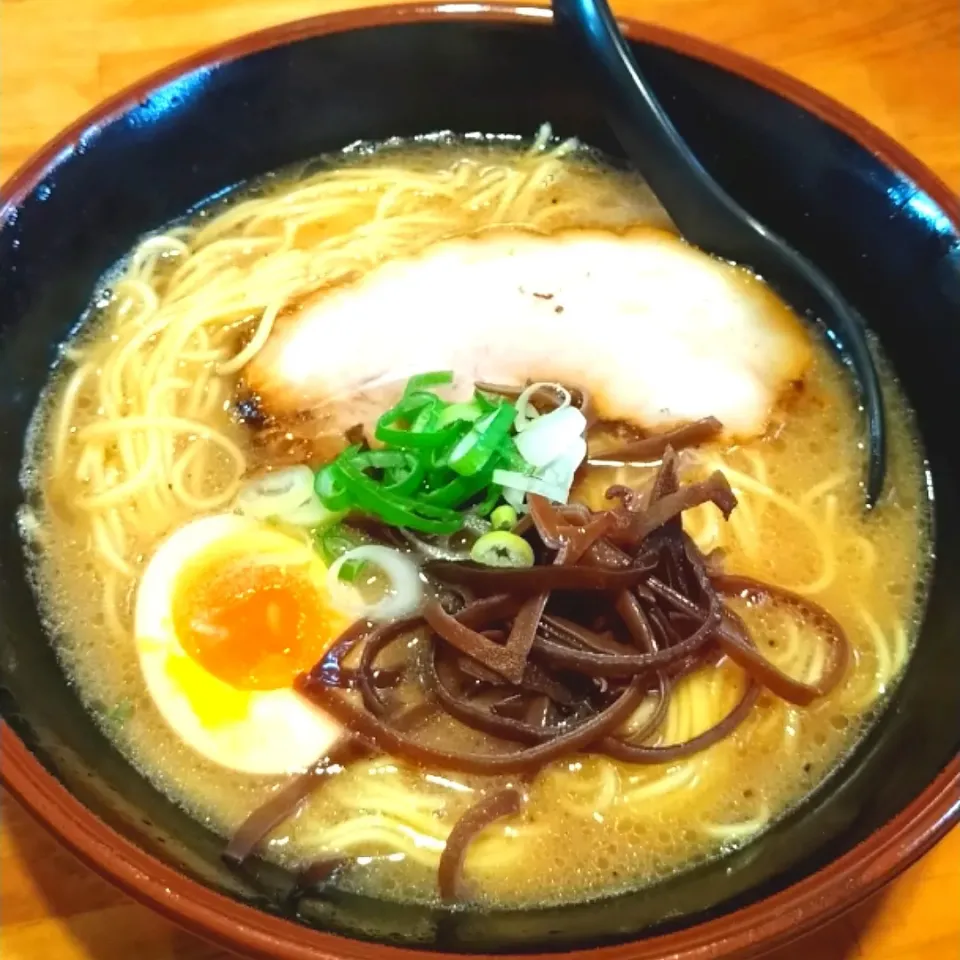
[1, 6, 958, 959]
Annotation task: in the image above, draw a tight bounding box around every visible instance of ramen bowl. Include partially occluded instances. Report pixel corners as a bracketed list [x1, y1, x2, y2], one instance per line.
[0, 4, 958, 959]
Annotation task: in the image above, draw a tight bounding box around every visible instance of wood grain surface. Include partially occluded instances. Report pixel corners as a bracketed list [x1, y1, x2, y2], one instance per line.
[1, 1, 958, 958]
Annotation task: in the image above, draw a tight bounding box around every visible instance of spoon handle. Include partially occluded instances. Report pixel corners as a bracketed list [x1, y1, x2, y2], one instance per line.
[552, 0, 737, 243]
[553, 0, 885, 506]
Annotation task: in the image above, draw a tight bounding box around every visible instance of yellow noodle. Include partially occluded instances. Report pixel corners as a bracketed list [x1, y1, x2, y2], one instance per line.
[51, 362, 94, 466]
[543, 759, 621, 818]
[31, 130, 927, 908]
[859, 607, 894, 690]
[696, 455, 837, 595]
[701, 799, 771, 841]
[620, 761, 701, 805]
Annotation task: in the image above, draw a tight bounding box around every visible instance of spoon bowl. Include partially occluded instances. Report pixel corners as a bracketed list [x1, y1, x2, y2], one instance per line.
[552, 0, 886, 505]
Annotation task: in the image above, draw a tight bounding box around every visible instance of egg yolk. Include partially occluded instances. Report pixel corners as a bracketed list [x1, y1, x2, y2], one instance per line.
[171, 552, 344, 691]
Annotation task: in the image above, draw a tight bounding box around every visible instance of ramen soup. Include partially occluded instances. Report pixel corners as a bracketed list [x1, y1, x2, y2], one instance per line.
[21, 129, 931, 909]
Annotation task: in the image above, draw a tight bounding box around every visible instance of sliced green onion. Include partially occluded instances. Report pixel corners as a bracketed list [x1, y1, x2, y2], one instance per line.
[281, 492, 344, 529]
[410, 396, 440, 432]
[470, 484, 503, 518]
[315, 523, 365, 566]
[403, 370, 454, 396]
[351, 449, 426, 497]
[386, 457, 427, 497]
[537, 436, 588, 500]
[448, 403, 516, 477]
[492, 468, 569, 504]
[503, 484, 527, 514]
[514, 405, 587, 468]
[421, 466, 494, 508]
[326, 545, 424, 622]
[375, 394, 461, 449]
[236, 465, 315, 519]
[514, 381, 571, 433]
[490, 504, 518, 530]
[335, 458, 462, 534]
[471, 389, 500, 414]
[426, 426, 471, 479]
[317, 525, 372, 582]
[470, 531, 535, 568]
[309, 371, 548, 536]
[492, 435, 587, 508]
[315, 462, 352, 511]
[337, 558, 367, 582]
[435, 401, 484, 429]
[498, 436, 530, 472]
[351, 450, 413, 469]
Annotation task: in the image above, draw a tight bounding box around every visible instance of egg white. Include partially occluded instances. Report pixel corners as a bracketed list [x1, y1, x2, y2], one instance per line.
[134, 513, 346, 775]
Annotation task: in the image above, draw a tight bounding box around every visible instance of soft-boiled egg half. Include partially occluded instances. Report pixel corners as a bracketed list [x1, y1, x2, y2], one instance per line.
[135, 513, 351, 774]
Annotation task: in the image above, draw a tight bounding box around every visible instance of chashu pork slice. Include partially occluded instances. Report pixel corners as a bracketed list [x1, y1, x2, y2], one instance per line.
[242, 227, 813, 446]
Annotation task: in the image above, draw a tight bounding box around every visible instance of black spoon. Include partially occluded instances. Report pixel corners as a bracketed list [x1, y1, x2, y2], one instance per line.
[552, 0, 886, 507]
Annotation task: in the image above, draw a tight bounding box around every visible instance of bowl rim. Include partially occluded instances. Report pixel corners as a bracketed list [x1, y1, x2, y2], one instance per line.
[1, 4, 959, 958]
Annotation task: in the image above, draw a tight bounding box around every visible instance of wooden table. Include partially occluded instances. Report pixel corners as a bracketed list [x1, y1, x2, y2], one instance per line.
[1, 1, 957, 957]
